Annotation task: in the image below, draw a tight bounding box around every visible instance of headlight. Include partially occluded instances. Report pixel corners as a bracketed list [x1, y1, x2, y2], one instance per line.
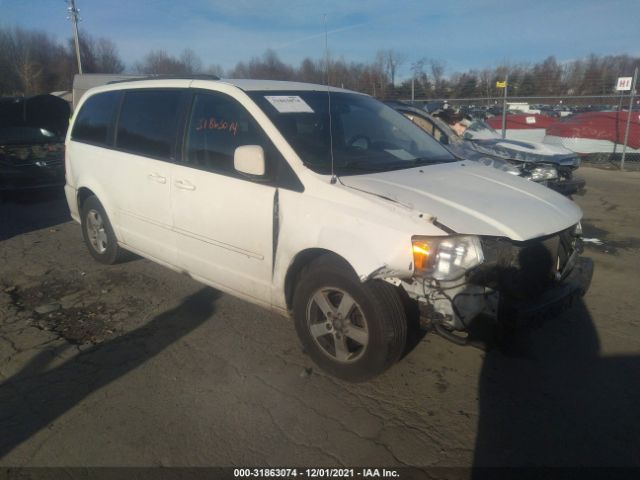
[412, 235, 484, 281]
[524, 164, 558, 182]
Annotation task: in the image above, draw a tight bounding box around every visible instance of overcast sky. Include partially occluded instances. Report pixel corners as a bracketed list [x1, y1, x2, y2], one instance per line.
[2, 0, 639, 78]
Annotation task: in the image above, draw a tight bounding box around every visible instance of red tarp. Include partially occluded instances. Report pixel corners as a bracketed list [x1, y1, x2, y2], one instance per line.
[546, 111, 640, 150]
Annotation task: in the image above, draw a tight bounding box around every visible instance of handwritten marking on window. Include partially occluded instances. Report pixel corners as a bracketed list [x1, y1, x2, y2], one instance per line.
[195, 117, 239, 136]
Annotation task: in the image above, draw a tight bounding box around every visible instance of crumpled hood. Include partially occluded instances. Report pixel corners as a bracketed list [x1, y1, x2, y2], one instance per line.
[339, 161, 582, 241]
[469, 138, 580, 167]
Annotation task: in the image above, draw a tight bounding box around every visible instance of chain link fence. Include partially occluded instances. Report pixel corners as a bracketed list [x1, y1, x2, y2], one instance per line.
[386, 93, 640, 169]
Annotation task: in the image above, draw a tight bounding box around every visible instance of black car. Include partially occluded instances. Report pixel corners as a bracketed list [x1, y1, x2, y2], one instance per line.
[0, 95, 69, 192]
[388, 102, 586, 197]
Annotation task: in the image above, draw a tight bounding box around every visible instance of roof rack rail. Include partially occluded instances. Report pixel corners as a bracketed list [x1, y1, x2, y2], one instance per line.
[107, 74, 220, 85]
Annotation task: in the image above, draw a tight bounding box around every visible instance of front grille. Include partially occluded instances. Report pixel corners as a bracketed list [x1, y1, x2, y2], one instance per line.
[0, 143, 64, 167]
[468, 229, 576, 299]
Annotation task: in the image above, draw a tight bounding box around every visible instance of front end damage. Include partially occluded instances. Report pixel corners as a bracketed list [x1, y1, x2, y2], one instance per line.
[379, 225, 594, 342]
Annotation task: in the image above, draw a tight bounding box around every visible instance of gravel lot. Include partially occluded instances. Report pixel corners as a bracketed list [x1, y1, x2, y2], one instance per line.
[1, 167, 639, 470]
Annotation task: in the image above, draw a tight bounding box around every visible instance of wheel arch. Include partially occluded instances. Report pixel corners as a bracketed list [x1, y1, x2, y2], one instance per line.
[284, 248, 356, 311]
[75, 184, 121, 241]
[77, 186, 96, 212]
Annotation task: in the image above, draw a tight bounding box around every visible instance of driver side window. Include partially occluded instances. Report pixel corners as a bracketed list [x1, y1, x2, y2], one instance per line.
[185, 92, 266, 176]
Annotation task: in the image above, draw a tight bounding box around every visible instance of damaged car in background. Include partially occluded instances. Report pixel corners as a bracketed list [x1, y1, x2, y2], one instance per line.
[65, 78, 593, 382]
[388, 102, 586, 197]
[0, 94, 69, 192]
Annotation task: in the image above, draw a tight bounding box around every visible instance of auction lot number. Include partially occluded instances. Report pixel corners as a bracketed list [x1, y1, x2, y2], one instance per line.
[234, 468, 399, 478]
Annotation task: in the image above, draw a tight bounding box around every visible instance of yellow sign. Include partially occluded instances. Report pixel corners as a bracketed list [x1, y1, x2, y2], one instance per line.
[496, 81, 507, 88]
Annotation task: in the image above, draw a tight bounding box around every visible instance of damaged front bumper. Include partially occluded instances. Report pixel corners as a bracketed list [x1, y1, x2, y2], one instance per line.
[396, 231, 593, 333]
[502, 256, 593, 324]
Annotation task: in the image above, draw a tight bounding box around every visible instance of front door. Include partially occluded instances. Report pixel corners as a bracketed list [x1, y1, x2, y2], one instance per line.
[171, 90, 276, 304]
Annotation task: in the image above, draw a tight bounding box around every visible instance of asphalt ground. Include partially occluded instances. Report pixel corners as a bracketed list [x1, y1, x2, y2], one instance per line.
[0, 167, 639, 472]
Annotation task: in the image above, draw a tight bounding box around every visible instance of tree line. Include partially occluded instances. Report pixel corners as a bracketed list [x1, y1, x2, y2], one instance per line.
[1, 26, 639, 100]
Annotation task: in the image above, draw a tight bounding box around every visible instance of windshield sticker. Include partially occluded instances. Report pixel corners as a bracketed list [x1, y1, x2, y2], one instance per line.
[265, 95, 314, 114]
[384, 149, 416, 161]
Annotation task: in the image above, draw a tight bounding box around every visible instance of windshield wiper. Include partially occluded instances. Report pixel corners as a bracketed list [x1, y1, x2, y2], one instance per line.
[410, 156, 456, 166]
[337, 159, 396, 171]
[339, 157, 455, 172]
[306, 156, 455, 175]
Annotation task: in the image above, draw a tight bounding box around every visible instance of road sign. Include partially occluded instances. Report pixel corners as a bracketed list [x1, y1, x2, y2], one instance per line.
[496, 81, 507, 88]
[616, 77, 633, 91]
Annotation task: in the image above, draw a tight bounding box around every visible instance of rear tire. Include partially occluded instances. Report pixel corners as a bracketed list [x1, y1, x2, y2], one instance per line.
[292, 255, 407, 382]
[80, 195, 125, 264]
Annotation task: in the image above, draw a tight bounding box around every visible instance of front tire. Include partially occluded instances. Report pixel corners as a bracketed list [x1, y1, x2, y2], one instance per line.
[293, 255, 407, 382]
[80, 195, 125, 264]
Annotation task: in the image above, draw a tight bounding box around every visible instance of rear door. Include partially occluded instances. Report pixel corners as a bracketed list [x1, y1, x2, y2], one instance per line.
[110, 88, 186, 265]
[171, 89, 278, 304]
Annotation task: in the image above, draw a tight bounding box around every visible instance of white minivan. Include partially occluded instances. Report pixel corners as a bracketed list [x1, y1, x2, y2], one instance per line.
[65, 77, 593, 381]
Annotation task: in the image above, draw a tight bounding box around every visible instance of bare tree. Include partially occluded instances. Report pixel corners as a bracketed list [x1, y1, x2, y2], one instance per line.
[135, 50, 189, 75]
[94, 38, 124, 73]
[477, 68, 493, 101]
[381, 49, 406, 86]
[180, 48, 202, 74]
[533, 56, 563, 95]
[206, 63, 225, 78]
[430, 59, 446, 98]
[66, 32, 124, 75]
[5, 28, 54, 94]
[3, 24, 640, 101]
[298, 57, 322, 83]
[229, 49, 293, 80]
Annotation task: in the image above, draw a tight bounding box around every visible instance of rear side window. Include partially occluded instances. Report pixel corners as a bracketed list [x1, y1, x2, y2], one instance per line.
[72, 91, 119, 146]
[116, 90, 182, 160]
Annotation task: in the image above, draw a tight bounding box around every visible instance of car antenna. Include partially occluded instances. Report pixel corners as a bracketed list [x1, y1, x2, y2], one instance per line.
[324, 14, 337, 185]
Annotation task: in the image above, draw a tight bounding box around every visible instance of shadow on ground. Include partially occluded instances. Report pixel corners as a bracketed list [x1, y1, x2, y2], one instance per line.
[0, 287, 220, 459]
[0, 187, 70, 240]
[472, 299, 640, 471]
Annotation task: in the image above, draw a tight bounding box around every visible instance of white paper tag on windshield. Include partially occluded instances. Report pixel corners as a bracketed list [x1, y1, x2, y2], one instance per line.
[265, 95, 314, 113]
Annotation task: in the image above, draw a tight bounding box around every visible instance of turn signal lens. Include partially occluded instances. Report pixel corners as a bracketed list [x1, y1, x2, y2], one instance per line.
[412, 241, 432, 271]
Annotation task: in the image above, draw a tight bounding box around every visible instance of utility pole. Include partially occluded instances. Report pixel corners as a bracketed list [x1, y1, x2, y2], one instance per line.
[621, 66, 638, 171]
[410, 59, 424, 105]
[501, 73, 509, 139]
[67, 0, 83, 74]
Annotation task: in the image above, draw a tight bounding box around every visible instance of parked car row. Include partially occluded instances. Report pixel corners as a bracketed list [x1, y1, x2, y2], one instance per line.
[454, 102, 620, 121]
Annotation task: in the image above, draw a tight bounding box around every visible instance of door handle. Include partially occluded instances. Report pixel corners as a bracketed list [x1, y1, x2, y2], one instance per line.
[148, 172, 167, 184]
[174, 179, 196, 191]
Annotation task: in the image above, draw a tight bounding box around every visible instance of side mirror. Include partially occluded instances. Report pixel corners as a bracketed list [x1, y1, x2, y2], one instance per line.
[234, 145, 265, 176]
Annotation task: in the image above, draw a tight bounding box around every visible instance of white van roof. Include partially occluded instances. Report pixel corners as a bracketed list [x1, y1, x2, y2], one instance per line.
[82, 76, 356, 95]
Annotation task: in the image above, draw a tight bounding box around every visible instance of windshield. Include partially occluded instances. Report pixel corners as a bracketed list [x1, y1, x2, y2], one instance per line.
[463, 120, 501, 140]
[248, 91, 455, 174]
